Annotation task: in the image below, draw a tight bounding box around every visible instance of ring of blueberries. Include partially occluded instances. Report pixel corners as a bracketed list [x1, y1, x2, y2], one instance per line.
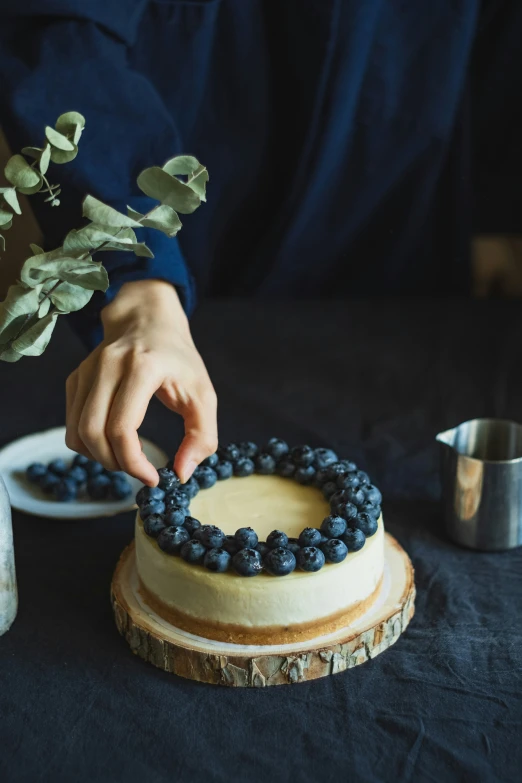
[137, 439, 382, 578]
[25, 454, 133, 502]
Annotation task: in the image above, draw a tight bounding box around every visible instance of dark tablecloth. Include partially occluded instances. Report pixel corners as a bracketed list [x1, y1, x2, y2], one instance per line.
[1, 299, 521, 783]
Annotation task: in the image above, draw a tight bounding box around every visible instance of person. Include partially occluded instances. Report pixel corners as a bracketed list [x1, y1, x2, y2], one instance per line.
[1, 1, 521, 486]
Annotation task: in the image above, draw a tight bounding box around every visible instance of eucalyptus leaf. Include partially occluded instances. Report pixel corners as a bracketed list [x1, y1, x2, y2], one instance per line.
[38, 297, 51, 317]
[132, 203, 182, 238]
[48, 281, 93, 313]
[82, 195, 142, 228]
[0, 208, 13, 227]
[187, 165, 209, 201]
[11, 311, 58, 356]
[4, 155, 41, 192]
[64, 224, 137, 254]
[0, 346, 23, 363]
[0, 188, 21, 215]
[29, 244, 44, 255]
[162, 155, 200, 177]
[39, 144, 51, 175]
[45, 127, 75, 151]
[137, 167, 201, 214]
[0, 284, 40, 345]
[127, 207, 144, 221]
[50, 145, 78, 165]
[20, 147, 42, 160]
[55, 111, 86, 145]
[59, 262, 109, 291]
[21, 251, 90, 287]
[44, 188, 62, 202]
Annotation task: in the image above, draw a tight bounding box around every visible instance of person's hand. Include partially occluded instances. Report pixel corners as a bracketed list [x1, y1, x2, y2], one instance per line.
[65, 279, 217, 486]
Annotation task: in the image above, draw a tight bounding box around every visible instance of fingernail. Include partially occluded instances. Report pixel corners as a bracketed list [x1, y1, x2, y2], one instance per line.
[183, 460, 198, 483]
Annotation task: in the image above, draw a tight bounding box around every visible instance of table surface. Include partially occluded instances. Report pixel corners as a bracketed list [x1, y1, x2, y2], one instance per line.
[1, 299, 521, 783]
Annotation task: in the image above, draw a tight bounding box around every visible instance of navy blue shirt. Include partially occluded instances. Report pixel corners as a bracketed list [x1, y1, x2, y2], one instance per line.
[1, 1, 521, 347]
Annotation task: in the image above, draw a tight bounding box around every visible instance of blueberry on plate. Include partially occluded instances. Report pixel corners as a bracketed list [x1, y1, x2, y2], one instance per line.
[266, 530, 289, 549]
[85, 461, 105, 478]
[144, 513, 167, 538]
[235, 527, 258, 549]
[157, 525, 190, 554]
[294, 465, 316, 485]
[356, 470, 371, 486]
[255, 541, 270, 558]
[48, 458, 68, 477]
[341, 527, 366, 552]
[276, 458, 296, 478]
[238, 441, 258, 459]
[365, 485, 382, 505]
[286, 538, 301, 556]
[204, 547, 231, 572]
[296, 546, 325, 572]
[53, 478, 77, 502]
[324, 463, 348, 482]
[232, 548, 263, 576]
[320, 514, 347, 539]
[139, 499, 166, 519]
[180, 539, 206, 564]
[353, 512, 378, 536]
[165, 490, 190, 510]
[223, 534, 240, 555]
[218, 444, 241, 464]
[157, 468, 180, 493]
[165, 506, 186, 527]
[344, 487, 366, 507]
[313, 468, 329, 487]
[87, 474, 112, 500]
[321, 538, 348, 563]
[234, 458, 255, 478]
[109, 476, 133, 500]
[39, 472, 60, 494]
[193, 466, 218, 490]
[333, 501, 358, 522]
[264, 438, 290, 461]
[298, 527, 323, 548]
[313, 448, 338, 470]
[183, 516, 201, 537]
[66, 465, 88, 485]
[359, 501, 381, 519]
[336, 473, 360, 491]
[322, 481, 338, 500]
[136, 485, 165, 506]
[329, 490, 351, 509]
[201, 453, 219, 469]
[180, 477, 200, 499]
[26, 463, 47, 483]
[254, 453, 276, 475]
[72, 453, 90, 468]
[197, 524, 225, 549]
[291, 445, 315, 467]
[264, 547, 296, 576]
[215, 460, 233, 481]
[337, 460, 358, 474]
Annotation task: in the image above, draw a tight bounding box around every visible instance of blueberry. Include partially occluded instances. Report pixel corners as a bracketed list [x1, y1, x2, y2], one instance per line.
[183, 516, 201, 537]
[234, 458, 255, 478]
[322, 481, 338, 500]
[232, 548, 263, 576]
[296, 546, 325, 572]
[157, 525, 190, 554]
[87, 474, 111, 500]
[218, 444, 241, 464]
[136, 485, 165, 506]
[356, 470, 371, 486]
[313, 468, 329, 487]
[39, 472, 60, 493]
[179, 477, 199, 499]
[48, 458, 68, 477]
[165, 506, 186, 527]
[72, 453, 90, 468]
[201, 453, 219, 469]
[238, 441, 258, 459]
[291, 445, 314, 467]
[165, 490, 190, 509]
[266, 530, 289, 549]
[276, 458, 296, 478]
[157, 468, 180, 493]
[223, 535, 240, 555]
[110, 476, 133, 500]
[341, 528, 366, 552]
[353, 512, 378, 536]
[324, 463, 349, 482]
[26, 463, 47, 483]
[265, 438, 290, 461]
[330, 489, 350, 508]
[359, 501, 381, 519]
[298, 527, 322, 548]
[286, 538, 301, 556]
[204, 547, 231, 572]
[235, 527, 258, 549]
[295, 465, 316, 485]
[344, 487, 366, 507]
[53, 478, 77, 502]
[321, 538, 348, 563]
[197, 524, 225, 549]
[140, 500, 166, 519]
[193, 466, 218, 489]
[334, 501, 359, 522]
[143, 513, 166, 538]
[365, 485, 382, 505]
[215, 460, 234, 480]
[320, 515, 347, 539]
[255, 453, 276, 475]
[264, 547, 296, 576]
[255, 541, 270, 558]
[336, 473, 360, 490]
[337, 460, 358, 473]
[85, 461, 104, 478]
[180, 539, 206, 564]
[313, 448, 338, 470]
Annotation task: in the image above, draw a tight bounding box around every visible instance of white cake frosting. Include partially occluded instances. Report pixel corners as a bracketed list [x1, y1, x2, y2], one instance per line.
[135, 475, 384, 643]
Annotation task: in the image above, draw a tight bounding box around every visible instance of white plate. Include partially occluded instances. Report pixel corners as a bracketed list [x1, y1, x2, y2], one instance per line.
[0, 426, 168, 519]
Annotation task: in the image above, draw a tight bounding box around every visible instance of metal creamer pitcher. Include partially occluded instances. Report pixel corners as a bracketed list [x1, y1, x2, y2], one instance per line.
[436, 418, 522, 551]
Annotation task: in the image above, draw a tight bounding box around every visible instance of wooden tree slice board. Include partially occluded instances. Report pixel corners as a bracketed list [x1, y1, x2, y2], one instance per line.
[111, 533, 415, 687]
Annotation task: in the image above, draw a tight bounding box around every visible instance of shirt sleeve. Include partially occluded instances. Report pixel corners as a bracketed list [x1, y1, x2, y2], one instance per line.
[0, 1, 196, 349]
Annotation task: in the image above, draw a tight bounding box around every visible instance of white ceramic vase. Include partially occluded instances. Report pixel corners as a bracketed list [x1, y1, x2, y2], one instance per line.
[0, 475, 17, 635]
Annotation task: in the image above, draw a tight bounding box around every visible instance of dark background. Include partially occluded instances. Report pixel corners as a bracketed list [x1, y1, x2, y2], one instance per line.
[1, 299, 521, 783]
